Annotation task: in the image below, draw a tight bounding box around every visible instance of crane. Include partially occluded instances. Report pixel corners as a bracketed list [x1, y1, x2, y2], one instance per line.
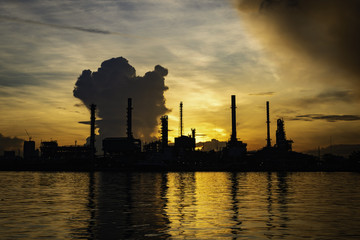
[25, 129, 32, 141]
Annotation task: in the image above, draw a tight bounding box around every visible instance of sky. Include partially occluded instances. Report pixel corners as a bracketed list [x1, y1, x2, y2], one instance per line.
[0, 0, 359, 152]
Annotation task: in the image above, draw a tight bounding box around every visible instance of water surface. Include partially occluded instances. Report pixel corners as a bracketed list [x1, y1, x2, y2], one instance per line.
[0, 172, 359, 239]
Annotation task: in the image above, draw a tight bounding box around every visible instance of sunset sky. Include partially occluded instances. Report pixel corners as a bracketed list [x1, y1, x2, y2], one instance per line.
[1, 0, 359, 152]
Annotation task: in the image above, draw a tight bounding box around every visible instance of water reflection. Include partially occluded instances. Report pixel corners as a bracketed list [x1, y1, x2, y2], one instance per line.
[86, 172, 171, 239]
[265, 172, 275, 239]
[276, 172, 290, 231]
[0, 172, 91, 239]
[87, 172, 96, 239]
[166, 173, 196, 238]
[230, 172, 242, 239]
[1, 172, 360, 239]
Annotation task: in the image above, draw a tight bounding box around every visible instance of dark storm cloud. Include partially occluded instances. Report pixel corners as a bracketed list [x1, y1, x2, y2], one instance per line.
[0, 133, 24, 153]
[291, 114, 360, 122]
[234, 0, 360, 90]
[73, 57, 169, 141]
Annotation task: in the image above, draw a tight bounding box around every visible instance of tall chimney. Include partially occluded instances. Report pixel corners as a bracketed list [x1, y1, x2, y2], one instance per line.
[180, 101, 183, 136]
[161, 115, 168, 149]
[127, 98, 133, 139]
[191, 128, 196, 151]
[90, 104, 96, 152]
[266, 101, 271, 148]
[231, 95, 237, 142]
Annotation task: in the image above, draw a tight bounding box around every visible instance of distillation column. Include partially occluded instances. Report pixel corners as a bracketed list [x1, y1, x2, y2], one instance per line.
[161, 115, 168, 149]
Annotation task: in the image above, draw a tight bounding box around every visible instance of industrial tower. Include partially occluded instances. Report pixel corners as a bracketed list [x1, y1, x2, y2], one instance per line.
[227, 95, 247, 156]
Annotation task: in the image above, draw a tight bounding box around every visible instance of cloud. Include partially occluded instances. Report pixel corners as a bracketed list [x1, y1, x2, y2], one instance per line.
[78, 120, 101, 127]
[291, 114, 360, 122]
[297, 90, 355, 106]
[234, 0, 360, 93]
[0, 14, 148, 40]
[73, 57, 169, 141]
[0, 15, 114, 35]
[249, 91, 275, 96]
[0, 68, 40, 87]
[0, 133, 24, 153]
[316, 90, 354, 101]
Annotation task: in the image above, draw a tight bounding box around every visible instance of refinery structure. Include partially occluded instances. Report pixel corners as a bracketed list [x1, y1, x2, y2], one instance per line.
[1, 95, 359, 171]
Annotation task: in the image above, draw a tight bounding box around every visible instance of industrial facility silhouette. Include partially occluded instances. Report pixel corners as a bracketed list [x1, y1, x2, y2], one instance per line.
[1, 95, 359, 171]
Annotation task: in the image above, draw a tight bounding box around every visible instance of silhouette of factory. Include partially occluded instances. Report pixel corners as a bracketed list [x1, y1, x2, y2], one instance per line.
[1, 95, 359, 171]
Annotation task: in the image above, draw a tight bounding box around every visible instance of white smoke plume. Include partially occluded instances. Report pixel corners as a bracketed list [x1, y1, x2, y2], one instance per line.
[74, 57, 169, 141]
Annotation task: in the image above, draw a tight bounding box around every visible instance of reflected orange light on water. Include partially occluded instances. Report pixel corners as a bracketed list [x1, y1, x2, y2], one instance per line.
[163, 172, 299, 239]
[164, 172, 271, 238]
[2, 172, 360, 239]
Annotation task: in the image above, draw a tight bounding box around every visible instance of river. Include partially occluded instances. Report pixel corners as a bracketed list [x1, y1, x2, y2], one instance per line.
[0, 172, 359, 239]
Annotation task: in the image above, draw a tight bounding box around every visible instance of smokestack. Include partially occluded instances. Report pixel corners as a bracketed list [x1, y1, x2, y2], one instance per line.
[266, 101, 271, 148]
[231, 95, 237, 142]
[180, 101, 183, 136]
[192, 128, 196, 151]
[127, 98, 133, 139]
[161, 115, 168, 149]
[90, 104, 96, 152]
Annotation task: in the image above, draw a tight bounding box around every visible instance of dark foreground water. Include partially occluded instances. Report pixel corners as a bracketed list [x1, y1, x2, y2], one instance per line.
[0, 172, 360, 239]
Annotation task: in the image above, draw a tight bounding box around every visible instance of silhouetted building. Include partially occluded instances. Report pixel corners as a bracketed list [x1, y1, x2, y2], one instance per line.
[40, 141, 58, 160]
[4, 151, 15, 160]
[174, 136, 195, 152]
[39, 140, 94, 161]
[174, 102, 196, 152]
[23, 140, 37, 160]
[103, 137, 141, 156]
[275, 118, 293, 151]
[143, 140, 161, 153]
[56, 146, 94, 160]
[102, 98, 141, 156]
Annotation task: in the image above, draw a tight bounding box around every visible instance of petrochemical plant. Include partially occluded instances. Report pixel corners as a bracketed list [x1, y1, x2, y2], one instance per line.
[1, 95, 359, 171]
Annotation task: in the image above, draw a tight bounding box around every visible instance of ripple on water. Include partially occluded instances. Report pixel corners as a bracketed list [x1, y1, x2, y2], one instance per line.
[0, 172, 360, 239]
